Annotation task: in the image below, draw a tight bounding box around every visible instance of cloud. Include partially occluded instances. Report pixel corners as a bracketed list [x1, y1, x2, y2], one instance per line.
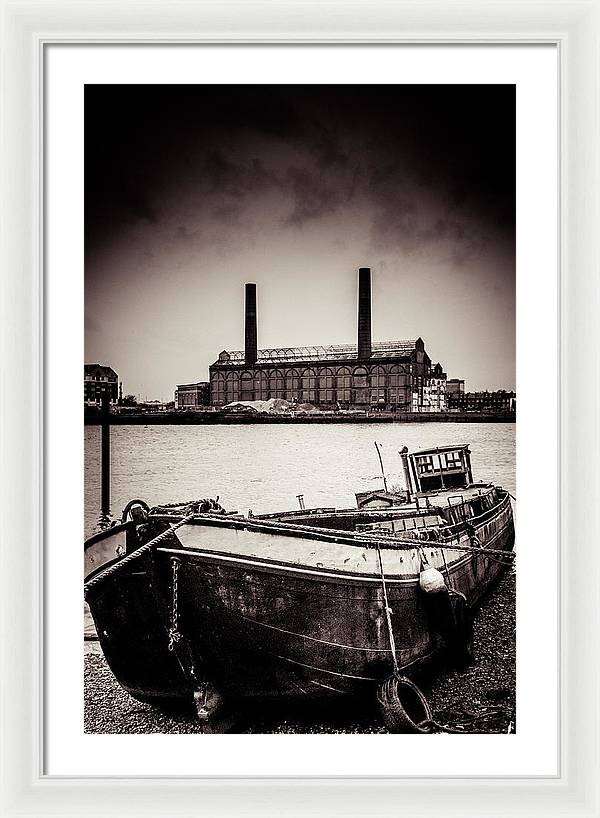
[86, 84, 514, 269]
[308, 126, 349, 170]
[284, 167, 342, 227]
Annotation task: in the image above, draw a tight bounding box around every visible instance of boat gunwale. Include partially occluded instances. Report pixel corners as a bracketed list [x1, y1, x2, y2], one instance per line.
[156, 544, 469, 584]
[84, 520, 134, 551]
[158, 518, 513, 585]
[84, 521, 137, 582]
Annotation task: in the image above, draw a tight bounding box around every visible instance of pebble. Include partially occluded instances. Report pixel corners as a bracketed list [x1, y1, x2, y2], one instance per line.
[84, 570, 515, 734]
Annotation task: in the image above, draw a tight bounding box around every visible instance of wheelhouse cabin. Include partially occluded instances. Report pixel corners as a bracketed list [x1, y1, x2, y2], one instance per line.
[256, 444, 504, 538]
[401, 444, 474, 496]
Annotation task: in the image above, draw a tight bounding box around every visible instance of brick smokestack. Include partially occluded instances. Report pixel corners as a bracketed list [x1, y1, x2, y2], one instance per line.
[244, 282, 258, 365]
[357, 267, 372, 360]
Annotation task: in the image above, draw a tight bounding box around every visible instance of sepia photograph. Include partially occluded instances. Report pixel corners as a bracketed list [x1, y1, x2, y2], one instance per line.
[83, 83, 516, 736]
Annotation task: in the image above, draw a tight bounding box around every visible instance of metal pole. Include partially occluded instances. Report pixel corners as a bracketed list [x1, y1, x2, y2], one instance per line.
[374, 441, 388, 493]
[101, 392, 111, 515]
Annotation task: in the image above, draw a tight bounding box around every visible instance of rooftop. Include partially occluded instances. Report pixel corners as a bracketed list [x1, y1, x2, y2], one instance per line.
[176, 382, 209, 389]
[214, 339, 422, 366]
[411, 444, 470, 457]
[84, 363, 118, 379]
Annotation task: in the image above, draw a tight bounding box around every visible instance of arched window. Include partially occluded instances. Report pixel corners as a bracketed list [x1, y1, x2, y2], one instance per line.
[388, 363, 409, 393]
[317, 367, 335, 404]
[336, 367, 352, 404]
[352, 366, 368, 386]
[211, 373, 226, 406]
[388, 364, 400, 388]
[222, 372, 232, 404]
[240, 371, 254, 401]
[370, 366, 386, 388]
[226, 371, 239, 403]
[273, 369, 285, 399]
[352, 366, 369, 404]
[285, 369, 300, 401]
[300, 368, 316, 403]
[370, 365, 387, 406]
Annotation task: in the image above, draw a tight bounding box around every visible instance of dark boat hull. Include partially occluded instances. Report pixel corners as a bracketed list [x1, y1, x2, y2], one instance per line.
[86, 506, 514, 706]
[87, 549, 195, 707]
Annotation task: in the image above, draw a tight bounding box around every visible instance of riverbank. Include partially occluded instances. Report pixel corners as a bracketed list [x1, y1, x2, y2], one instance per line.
[84, 568, 515, 734]
[85, 409, 516, 425]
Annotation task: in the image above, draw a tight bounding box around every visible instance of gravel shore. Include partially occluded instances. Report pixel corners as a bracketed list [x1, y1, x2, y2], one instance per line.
[84, 568, 515, 734]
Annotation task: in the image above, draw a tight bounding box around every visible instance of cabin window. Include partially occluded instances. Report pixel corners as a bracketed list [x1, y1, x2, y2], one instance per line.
[416, 456, 435, 474]
[443, 451, 463, 469]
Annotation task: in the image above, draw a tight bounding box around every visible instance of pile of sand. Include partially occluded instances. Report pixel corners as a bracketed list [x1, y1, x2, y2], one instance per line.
[224, 398, 294, 414]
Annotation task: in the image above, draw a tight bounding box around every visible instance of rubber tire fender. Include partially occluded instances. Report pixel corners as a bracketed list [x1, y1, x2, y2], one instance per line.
[377, 674, 433, 734]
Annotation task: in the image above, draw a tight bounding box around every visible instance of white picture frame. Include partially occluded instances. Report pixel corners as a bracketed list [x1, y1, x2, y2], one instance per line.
[1, 1, 598, 816]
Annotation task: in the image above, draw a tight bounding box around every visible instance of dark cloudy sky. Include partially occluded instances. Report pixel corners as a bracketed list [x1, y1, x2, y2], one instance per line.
[85, 84, 515, 400]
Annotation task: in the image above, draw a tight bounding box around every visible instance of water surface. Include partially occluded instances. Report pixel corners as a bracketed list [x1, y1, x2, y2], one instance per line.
[85, 422, 515, 537]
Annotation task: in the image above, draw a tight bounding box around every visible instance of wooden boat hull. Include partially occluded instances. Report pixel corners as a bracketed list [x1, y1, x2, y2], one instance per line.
[85, 497, 514, 706]
[86, 548, 195, 707]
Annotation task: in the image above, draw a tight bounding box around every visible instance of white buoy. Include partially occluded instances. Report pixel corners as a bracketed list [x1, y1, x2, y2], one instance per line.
[419, 566, 447, 594]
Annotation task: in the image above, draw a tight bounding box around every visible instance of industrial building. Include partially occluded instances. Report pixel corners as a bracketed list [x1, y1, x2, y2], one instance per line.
[446, 378, 465, 398]
[209, 268, 447, 412]
[174, 381, 210, 410]
[447, 389, 516, 413]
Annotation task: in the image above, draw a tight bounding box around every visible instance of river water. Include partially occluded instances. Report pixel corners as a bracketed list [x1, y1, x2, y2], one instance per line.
[84, 422, 515, 538]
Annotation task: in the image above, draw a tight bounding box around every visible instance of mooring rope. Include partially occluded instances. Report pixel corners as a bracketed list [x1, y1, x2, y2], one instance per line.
[419, 703, 514, 734]
[377, 542, 513, 734]
[375, 543, 399, 674]
[364, 533, 516, 562]
[84, 512, 196, 599]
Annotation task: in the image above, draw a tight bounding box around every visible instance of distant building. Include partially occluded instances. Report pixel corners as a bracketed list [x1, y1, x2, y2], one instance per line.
[138, 400, 170, 412]
[446, 379, 465, 397]
[209, 268, 446, 412]
[447, 389, 516, 413]
[175, 381, 210, 409]
[84, 364, 119, 405]
[420, 362, 447, 412]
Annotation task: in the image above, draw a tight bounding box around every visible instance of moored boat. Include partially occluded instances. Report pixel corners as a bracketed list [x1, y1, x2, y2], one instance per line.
[84, 444, 515, 726]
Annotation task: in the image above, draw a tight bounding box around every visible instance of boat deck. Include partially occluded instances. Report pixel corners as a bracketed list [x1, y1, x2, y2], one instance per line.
[162, 482, 506, 581]
[414, 482, 496, 505]
[261, 482, 497, 522]
[172, 517, 467, 581]
[378, 482, 497, 514]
